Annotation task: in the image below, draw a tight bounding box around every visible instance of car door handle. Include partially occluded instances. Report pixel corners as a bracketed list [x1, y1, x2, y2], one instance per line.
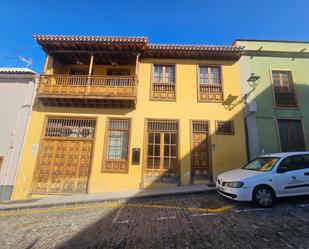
[304, 172, 309, 176]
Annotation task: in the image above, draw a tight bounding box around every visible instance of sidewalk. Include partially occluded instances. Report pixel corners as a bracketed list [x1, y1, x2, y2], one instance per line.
[0, 185, 215, 211]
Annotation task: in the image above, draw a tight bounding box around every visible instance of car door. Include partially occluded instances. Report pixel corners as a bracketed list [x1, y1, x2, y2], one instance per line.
[274, 155, 309, 196]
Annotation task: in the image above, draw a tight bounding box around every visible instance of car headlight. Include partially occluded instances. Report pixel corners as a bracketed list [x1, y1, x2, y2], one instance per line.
[225, 181, 244, 188]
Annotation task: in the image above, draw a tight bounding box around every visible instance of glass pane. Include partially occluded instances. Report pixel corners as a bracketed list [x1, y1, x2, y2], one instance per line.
[164, 145, 170, 156]
[164, 133, 170, 144]
[210, 67, 220, 84]
[155, 133, 160, 144]
[199, 67, 208, 84]
[147, 157, 154, 169]
[164, 158, 170, 169]
[154, 65, 163, 82]
[154, 145, 160, 156]
[148, 145, 154, 156]
[171, 146, 177, 156]
[154, 158, 160, 169]
[171, 134, 177, 144]
[148, 133, 154, 144]
[107, 130, 128, 160]
[165, 66, 175, 83]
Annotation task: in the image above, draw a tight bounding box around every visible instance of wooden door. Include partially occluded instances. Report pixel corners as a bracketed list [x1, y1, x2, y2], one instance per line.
[0, 157, 3, 174]
[31, 117, 96, 195]
[145, 120, 178, 177]
[191, 121, 211, 178]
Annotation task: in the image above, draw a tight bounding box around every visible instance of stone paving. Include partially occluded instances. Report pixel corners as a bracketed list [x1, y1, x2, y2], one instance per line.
[0, 192, 309, 249]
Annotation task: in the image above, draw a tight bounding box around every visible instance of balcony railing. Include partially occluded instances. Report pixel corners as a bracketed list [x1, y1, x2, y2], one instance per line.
[198, 83, 223, 102]
[37, 74, 137, 107]
[150, 82, 176, 101]
[274, 86, 297, 108]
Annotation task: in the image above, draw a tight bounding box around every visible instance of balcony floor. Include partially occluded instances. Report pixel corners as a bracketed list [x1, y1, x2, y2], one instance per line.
[38, 96, 136, 108]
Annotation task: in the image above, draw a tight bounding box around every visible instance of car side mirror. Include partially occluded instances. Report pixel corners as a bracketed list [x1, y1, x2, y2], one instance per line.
[278, 166, 289, 173]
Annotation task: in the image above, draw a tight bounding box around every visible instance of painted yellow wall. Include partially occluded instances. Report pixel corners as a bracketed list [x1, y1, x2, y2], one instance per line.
[11, 58, 247, 200]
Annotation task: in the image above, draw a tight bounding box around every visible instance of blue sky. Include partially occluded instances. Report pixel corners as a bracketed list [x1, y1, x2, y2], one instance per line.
[1, 0, 309, 72]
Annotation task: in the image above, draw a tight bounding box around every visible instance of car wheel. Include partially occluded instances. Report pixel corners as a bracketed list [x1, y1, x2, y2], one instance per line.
[253, 186, 275, 208]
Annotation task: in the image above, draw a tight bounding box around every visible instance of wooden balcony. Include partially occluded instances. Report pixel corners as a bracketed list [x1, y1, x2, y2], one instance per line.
[37, 74, 137, 108]
[274, 86, 297, 108]
[150, 82, 176, 101]
[198, 84, 223, 102]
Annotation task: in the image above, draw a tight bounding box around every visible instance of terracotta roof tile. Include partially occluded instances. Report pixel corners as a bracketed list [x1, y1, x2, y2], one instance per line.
[33, 35, 148, 43]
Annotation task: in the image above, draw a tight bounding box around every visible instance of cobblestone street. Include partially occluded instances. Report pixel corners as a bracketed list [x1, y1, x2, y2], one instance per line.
[0, 192, 309, 249]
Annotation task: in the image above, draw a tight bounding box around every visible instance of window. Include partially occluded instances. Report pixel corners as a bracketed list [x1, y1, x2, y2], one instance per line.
[216, 121, 234, 135]
[145, 120, 178, 177]
[277, 155, 305, 173]
[272, 70, 297, 108]
[103, 118, 131, 173]
[153, 65, 175, 83]
[151, 65, 176, 101]
[199, 66, 221, 84]
[198, 66, 223, 102]
[277, 119, 305, 152]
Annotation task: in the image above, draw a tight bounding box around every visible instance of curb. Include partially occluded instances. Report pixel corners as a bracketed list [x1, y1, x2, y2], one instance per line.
[0, 187, 216, 212]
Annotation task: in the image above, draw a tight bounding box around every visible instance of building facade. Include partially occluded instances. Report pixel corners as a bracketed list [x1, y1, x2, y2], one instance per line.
[0, 68, 36, 200]
[235, 40, 309, 160]
[11, 35, 247, 200]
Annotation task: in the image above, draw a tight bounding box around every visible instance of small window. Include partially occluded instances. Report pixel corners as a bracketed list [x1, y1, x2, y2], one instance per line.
[103, 118, 131, 173]
[151, 65, 176, 101]
[199, 66, 221, 84]
[153, 65, 175, 83]
[272, 70, 297, 108]
[216, 121, 234, 135]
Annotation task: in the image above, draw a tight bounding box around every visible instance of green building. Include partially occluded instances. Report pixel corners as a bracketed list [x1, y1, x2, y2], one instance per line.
[235, 40, 309, 160]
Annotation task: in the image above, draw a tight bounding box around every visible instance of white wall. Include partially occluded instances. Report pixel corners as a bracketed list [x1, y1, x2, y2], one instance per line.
[0, 73, 36, 198]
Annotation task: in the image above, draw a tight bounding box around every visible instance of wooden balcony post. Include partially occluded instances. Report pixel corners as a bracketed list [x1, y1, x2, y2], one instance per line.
[87, 54, 94, 94]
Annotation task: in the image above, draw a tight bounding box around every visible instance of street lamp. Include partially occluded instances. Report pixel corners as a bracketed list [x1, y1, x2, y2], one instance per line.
[247, 73, 260, 89]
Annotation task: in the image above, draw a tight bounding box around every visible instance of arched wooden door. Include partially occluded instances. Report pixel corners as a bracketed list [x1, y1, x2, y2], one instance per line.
[31, 117, 96, 195]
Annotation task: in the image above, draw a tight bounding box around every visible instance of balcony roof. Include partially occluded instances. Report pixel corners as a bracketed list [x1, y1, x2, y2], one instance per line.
[34, 34, 243, 63]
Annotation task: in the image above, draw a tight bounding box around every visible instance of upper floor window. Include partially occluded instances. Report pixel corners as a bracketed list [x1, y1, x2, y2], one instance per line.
[199, 66, 221, 84]
[272, 70, 297, 108]
[153, 65, 175, 83]
[151, 64, 176, 101]
[198, 65, 223, 102]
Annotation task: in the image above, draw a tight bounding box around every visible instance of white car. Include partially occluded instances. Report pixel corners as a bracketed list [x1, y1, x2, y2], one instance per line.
[216, 152, 309, 207]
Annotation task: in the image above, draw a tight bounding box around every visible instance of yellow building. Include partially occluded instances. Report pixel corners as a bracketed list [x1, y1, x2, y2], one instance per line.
[11, 35, 247, 200]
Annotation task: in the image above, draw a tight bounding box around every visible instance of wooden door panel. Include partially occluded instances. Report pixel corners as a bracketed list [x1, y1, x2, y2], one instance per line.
[191, 121, 210, 177]
[32, 139, 93, 195]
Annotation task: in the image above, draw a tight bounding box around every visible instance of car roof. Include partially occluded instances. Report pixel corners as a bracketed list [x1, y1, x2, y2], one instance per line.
[260, 151, 309, 158]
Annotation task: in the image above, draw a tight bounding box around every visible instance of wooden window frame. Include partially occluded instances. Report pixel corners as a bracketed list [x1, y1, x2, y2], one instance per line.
[197, 64, 224, 103]
[142, 119, 180, 177]
[102, 117, 132, 174]
[275, 118, 307, 152]
[270, 69, 298, 109]
[215, 120, 235, 135]
[150, 63, 176, 101]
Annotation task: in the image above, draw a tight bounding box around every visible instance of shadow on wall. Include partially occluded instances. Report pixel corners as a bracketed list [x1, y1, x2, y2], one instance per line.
[26, 93, 248, 248]
[244, 82, 309, 159]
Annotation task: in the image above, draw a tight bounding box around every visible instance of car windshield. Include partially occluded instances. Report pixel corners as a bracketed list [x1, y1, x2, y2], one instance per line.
[243, 157, 280, 172]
